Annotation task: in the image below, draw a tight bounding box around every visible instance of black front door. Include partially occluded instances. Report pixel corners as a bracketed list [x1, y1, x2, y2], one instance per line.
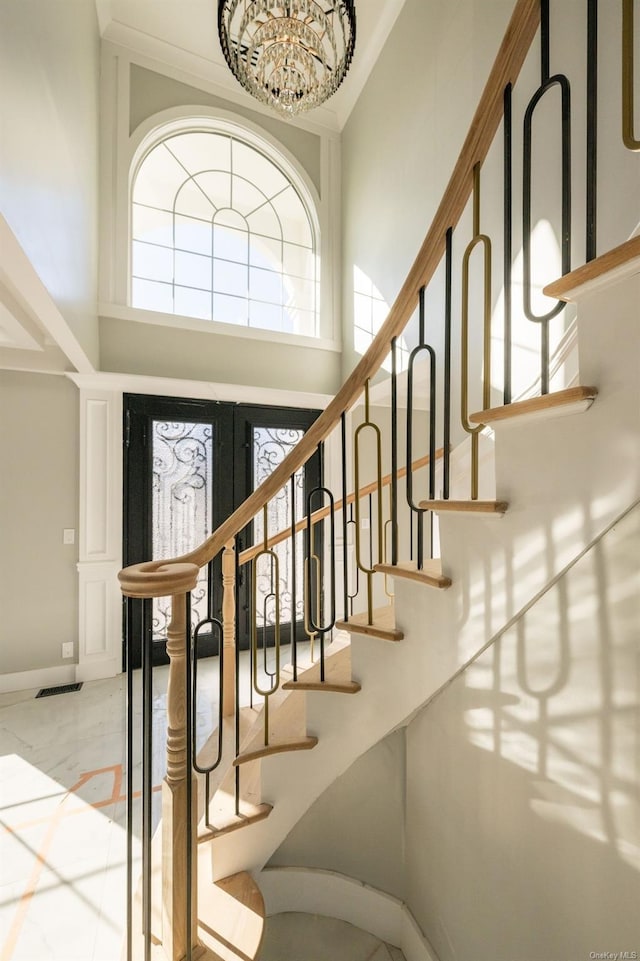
[123, 394, 320, 668]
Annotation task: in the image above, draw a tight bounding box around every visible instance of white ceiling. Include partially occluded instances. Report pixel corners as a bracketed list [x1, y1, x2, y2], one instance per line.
[95, 0, 407, 131]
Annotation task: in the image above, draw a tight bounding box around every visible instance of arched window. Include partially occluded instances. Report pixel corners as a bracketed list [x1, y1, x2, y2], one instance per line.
[130, 127, 319, 337]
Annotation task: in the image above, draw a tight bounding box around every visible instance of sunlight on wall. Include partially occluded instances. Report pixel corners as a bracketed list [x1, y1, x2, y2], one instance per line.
[463, 521, 640, 872]
[491, 220, 574, 398]
[353, 266, 408, 372]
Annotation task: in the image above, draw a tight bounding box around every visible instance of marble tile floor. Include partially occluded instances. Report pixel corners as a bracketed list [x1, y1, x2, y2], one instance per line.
[1, 642, 394, 961]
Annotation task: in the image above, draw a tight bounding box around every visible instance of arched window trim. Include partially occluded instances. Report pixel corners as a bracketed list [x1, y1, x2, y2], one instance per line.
[126, 107, 331, 347]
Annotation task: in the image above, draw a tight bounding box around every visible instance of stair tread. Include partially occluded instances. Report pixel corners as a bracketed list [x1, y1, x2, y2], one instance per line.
[282, 679, 361, 694]
[336, 606, 404, 642]
[418, 498, 508, 514]
[281, 635, 358, 693]
[199, 799, 273, 841]
[543, 235, 640, 302]
[197, 869, 265, 961]
[130, 861, 265, 961]
[470, 386, 598, 426]
[233, 735, 318, 766]
[375, 559, 452, 589]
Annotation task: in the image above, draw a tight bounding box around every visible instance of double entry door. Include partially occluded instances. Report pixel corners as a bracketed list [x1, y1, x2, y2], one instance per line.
[123, 393, 320, 668]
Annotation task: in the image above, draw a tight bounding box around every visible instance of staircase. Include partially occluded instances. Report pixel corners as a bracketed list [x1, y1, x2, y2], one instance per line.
[118, 0, 639, 957]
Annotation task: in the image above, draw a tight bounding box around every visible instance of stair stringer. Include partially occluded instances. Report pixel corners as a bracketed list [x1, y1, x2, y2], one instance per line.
[206, 268, 640, 883]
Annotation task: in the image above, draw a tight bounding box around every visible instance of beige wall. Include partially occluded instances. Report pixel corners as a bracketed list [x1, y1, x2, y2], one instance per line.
[129, 65, 323, 194]
[0, 0, 100, 368]
[0, 372, 79, 675]
[99, 316, 341, 396]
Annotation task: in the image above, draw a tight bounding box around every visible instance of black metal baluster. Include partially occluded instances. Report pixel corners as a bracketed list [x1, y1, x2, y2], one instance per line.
[346, 502, 359, 616]
[185, 592, 193, 961]
[341, 413, 349, 621]
[290, 474, 298, 680]
[504, 83, 513, 405]
[586, 0, 598, 261]
[523, 0, 571, 395]
[391, 338, 399, 564]
[191, 616, 224, 830]
[234, 539, 241, 816]
[307, 444, 336, 682]
[141, 602, 152, 961]
[406, 287, 436, 568]
[443, 228, 452, 499]
[125, 597, 134, 961]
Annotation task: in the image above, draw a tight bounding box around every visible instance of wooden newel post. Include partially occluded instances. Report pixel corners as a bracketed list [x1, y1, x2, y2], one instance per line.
[162, 591, 201, 961]
[222, 541, 237, 718]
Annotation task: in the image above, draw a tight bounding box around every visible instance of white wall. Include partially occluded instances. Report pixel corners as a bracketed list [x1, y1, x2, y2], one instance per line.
[405, 504, 640, 960]
[0, 0, 100, 368]
[268, 728, 406, 900]
[0, 372, 79, 676]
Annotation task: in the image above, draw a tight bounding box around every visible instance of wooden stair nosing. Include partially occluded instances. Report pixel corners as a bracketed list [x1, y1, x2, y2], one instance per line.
[335, 612, 404, 642]
[543, 235, 640, 302]
[198, 802, 273, 841]
[469, 386, 598, 426]
[374, 561, 452, 589]
[418, 498, 508, 515]
[281, 679, 361, 694]
[232, 735, 318, 767]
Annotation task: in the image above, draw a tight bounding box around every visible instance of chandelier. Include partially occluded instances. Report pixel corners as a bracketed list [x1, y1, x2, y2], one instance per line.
[218, 1, 356, 116]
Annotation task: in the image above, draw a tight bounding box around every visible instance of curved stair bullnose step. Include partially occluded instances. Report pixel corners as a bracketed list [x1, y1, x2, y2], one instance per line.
[282, 679, 362, 693]
[233, 736, 318, 766]
[374, 560, 452, 589]
[336, 606, 404, 641]
[418, 498, 509, 515]
[470, 385, 598, 427]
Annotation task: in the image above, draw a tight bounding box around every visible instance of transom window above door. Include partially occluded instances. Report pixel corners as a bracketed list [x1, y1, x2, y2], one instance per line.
[131, 128, 319, 337]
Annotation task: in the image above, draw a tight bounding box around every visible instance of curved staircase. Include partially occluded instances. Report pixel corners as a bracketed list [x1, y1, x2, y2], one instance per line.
[117, 0, 639, 954]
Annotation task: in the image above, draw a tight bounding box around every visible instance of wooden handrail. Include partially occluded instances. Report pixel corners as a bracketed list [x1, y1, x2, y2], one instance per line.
[237, 447, 446, 567]
[118, 0, 540, 598]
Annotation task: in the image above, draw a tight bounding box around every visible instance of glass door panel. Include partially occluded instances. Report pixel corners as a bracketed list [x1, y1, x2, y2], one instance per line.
[151, 420, 213, 643]
[252, 428, 305, 633]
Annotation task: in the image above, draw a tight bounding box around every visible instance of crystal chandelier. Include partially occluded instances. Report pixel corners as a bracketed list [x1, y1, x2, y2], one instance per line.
[218, 1, 356, 116]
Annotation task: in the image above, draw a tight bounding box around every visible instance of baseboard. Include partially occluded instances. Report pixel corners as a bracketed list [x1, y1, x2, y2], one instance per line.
[75, 657, 120, 683]
[255, 867, 440, 961]
[0, 664, 77, 694]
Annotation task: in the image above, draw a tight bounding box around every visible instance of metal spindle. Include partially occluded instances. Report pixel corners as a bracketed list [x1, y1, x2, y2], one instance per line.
[443, 228, 453, 499]
[622, 0, 640, 150]
[341, 413, 349, 621]
[390, 337, 399, 565]
[191, 616, 224, 829]
[234, 540, 241, 816]
[354, 380, 383, 624]
[522, 0, 571, 394]
[290, 474, 298, 680]
[125, 598, 134, 961]
[461, 163, 492, 499]
[503, 83, 513, 404]
[406, 287, 436, 567]
[142, 602, 152, 961]
[184, 592, 193, 961]
[586, 0, 598, 261]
